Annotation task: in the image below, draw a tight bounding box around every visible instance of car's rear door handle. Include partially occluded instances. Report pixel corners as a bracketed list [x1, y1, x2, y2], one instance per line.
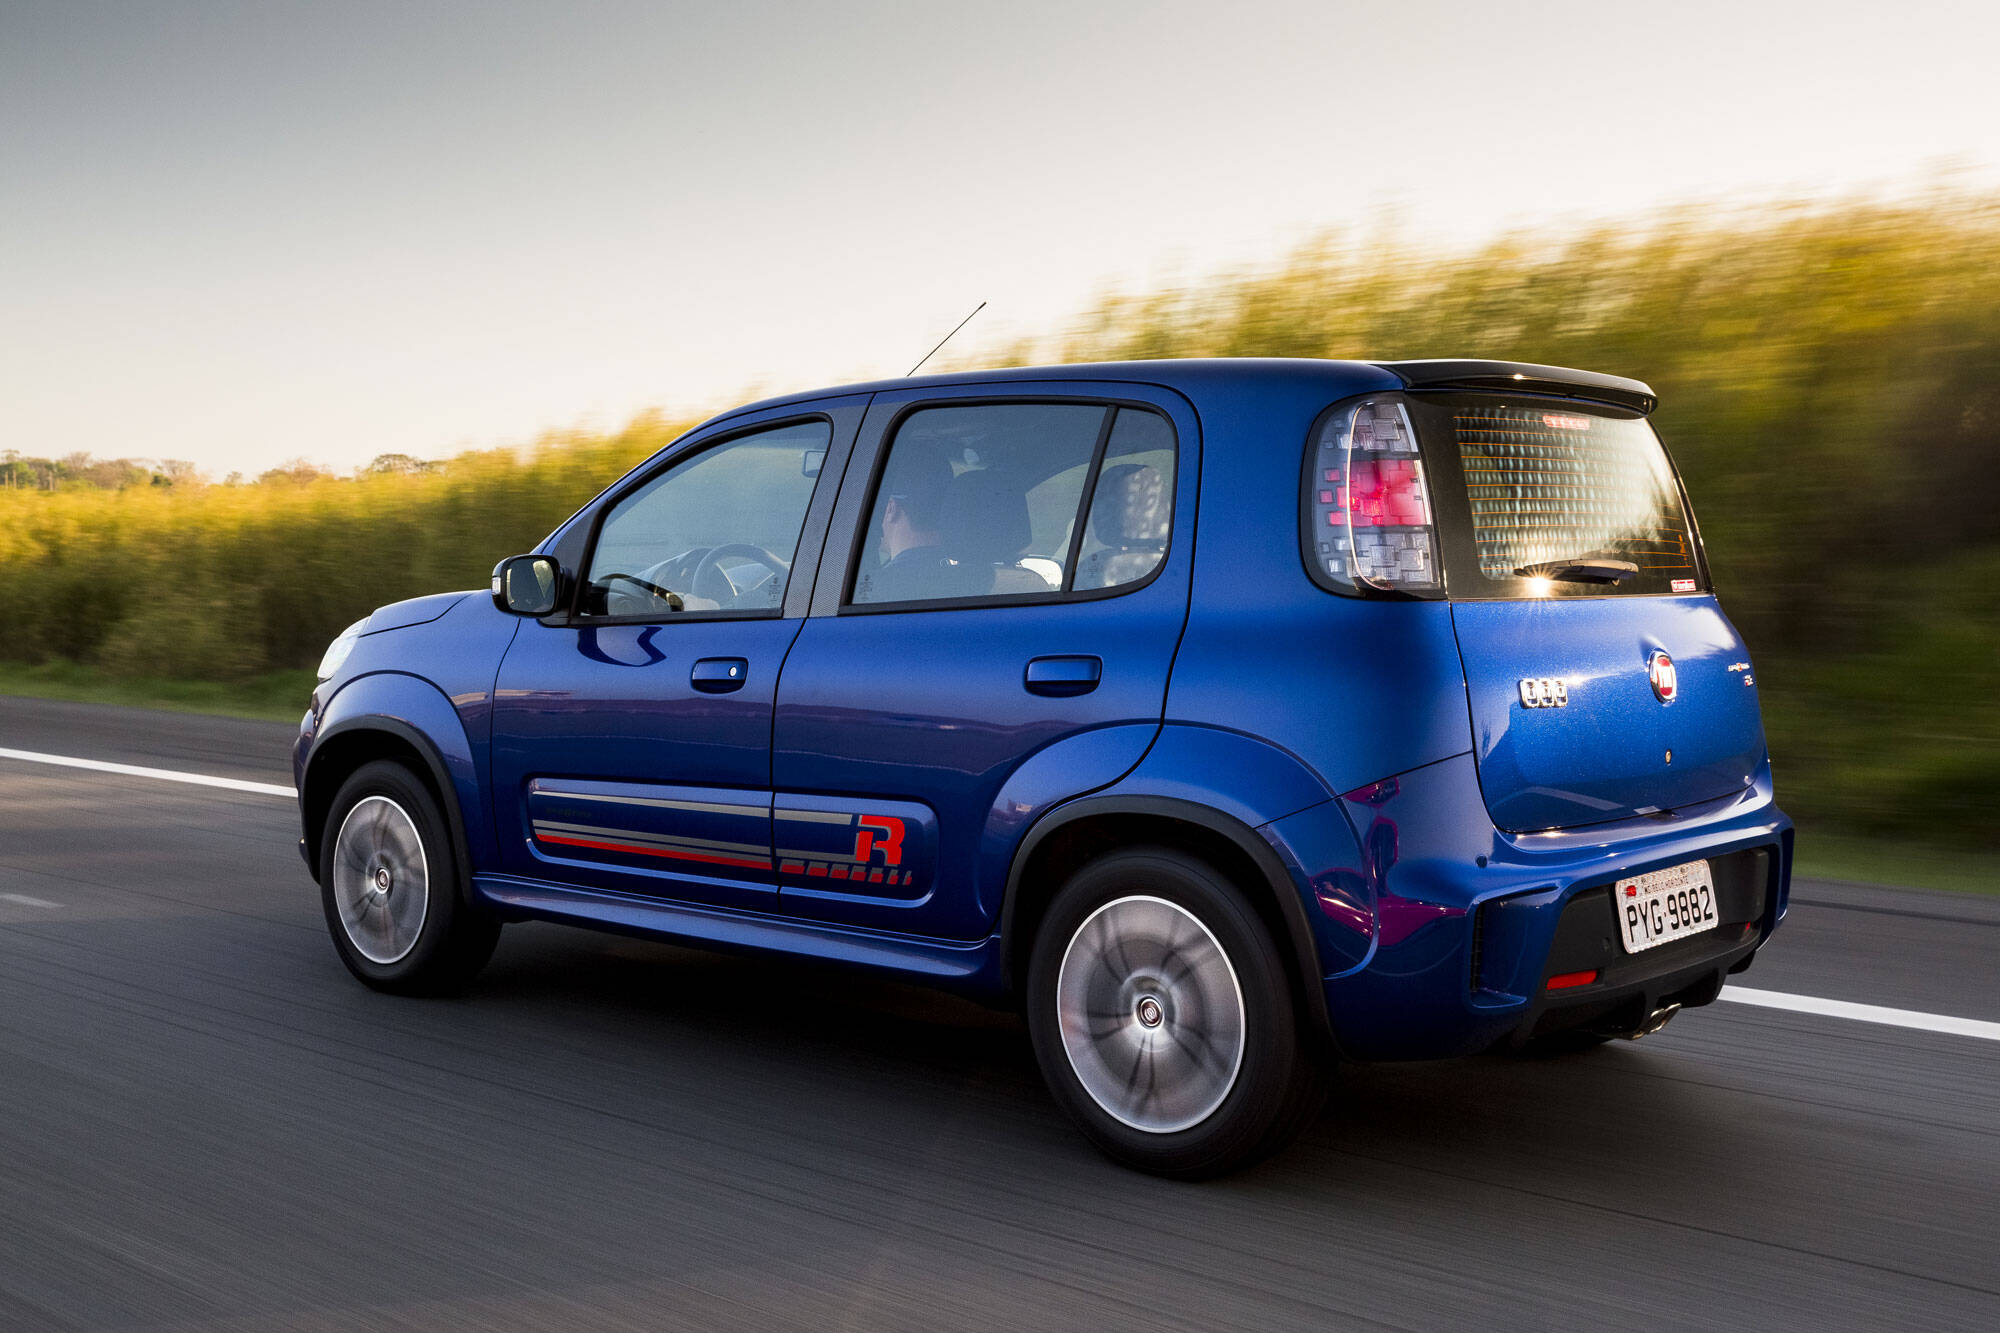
[691, 657, 749, 693]
[1024, 655, 1101, 697]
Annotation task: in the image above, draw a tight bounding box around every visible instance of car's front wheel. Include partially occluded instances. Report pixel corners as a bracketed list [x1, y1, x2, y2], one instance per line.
[318, 760, 500, 995]
[1026, 847, 1328, 1178]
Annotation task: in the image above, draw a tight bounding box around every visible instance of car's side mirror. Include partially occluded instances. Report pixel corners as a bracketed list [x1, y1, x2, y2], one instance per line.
[801, 448, 826, 479]
[491, 554, 562, 616]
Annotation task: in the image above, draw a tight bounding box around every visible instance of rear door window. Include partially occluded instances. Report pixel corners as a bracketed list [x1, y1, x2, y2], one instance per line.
[849, 402, 1177, 608]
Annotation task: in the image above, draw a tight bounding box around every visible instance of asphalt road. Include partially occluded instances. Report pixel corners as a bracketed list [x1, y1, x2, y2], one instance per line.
[0, 696, 1995, 1331]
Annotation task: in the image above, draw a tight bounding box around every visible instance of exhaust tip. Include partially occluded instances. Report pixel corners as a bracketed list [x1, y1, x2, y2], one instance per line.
[1618, 1002, 1682, 1041]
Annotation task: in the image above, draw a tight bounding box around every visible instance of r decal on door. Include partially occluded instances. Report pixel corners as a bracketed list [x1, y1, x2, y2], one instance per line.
[774, 798, 936, 895]
[853, 815, 905, 869]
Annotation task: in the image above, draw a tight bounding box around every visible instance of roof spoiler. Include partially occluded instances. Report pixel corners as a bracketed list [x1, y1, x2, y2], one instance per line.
[1373, 359, 1657, 415]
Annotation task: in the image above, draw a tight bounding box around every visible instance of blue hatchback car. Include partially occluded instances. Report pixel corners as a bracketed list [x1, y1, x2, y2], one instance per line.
[295, 358, 1792, 1176]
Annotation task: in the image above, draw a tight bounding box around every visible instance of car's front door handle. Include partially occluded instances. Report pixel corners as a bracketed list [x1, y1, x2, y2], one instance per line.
[691, 657, 749, 693]
[1024, 655, 1101, 697]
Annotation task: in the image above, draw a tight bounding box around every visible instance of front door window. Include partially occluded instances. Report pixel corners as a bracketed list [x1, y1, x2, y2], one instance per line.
[581, 420, 830, 617]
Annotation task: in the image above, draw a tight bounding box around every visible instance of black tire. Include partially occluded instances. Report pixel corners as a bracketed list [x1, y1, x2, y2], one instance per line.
[1025, 847, 1329, 1178]
[318, 760, 500, 995]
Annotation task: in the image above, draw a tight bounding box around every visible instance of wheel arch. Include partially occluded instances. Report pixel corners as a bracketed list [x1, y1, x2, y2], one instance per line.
[998, 795, 1334, 1045]
[301, 716, 473, 902]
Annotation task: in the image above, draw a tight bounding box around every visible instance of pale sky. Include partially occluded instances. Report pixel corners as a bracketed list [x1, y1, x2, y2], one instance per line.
[5, 0, 1996, 474]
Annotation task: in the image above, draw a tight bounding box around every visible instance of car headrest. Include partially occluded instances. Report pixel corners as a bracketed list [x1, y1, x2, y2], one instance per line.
[942, 469, 1032, 563]
[1088, 464, 1168, 546]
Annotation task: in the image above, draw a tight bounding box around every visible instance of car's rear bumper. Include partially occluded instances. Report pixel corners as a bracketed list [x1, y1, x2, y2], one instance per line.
[1263, 751, 1791, 1061]
[1516, 926, 1760, 1045]
[1493, 858, 1769, 1046]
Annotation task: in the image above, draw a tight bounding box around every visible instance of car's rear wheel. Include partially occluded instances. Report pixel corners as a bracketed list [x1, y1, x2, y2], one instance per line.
[319, 760, 500, 995]
[1026, 847, 1327, 1178]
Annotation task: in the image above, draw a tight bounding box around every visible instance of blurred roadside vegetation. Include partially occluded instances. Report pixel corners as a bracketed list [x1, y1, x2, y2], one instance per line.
[1, 190, 1995, 866]
[0, 417, 681, 683]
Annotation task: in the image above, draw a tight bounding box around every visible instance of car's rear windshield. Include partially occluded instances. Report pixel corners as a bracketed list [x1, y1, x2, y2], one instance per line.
[1407, 394, 1706, 600]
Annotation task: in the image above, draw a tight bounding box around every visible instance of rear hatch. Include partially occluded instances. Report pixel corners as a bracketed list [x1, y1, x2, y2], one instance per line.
[1306, 371, 1767, 832]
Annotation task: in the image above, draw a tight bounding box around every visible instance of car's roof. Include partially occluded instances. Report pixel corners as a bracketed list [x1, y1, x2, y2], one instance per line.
[707, 356, 1656, 426]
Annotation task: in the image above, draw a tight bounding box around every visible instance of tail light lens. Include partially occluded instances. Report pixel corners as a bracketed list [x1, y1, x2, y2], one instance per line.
[1304, 396, 1442, 595]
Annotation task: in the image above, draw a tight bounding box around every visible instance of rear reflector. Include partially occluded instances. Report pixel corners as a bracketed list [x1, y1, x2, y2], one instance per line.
[1546, 969, 1598, 991]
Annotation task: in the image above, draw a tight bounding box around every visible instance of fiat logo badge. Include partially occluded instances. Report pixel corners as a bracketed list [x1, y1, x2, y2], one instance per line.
[1647, 651, 1678, 704]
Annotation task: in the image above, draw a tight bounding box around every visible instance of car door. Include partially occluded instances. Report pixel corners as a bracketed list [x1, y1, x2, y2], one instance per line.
[770, 382, 1196, 939]
[488, 397, 864, 912]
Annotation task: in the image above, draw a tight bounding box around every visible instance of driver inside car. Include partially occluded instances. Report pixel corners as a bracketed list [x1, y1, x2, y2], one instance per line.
[859, 451, 958, 604]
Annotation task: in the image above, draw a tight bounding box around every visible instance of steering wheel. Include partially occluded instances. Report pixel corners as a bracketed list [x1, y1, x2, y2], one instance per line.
[597, 571, 682, 615]
[690, 543, 789, 607]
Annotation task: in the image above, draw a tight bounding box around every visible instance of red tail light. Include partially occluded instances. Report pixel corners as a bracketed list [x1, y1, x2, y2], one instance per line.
[1305, 397, 1441, 594]
[1545, 969, 1598, 991]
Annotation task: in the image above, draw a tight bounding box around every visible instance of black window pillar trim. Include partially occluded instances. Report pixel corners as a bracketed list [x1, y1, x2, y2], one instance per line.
[1059, 407, 1118, 593]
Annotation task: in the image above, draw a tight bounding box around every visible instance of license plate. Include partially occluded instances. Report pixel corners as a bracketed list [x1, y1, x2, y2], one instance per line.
[1614, 859, 1718, 953]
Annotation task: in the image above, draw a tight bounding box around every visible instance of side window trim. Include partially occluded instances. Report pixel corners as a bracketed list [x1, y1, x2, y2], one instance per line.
[822, 393, 1180, 617]
[550, 400, 866, 627]
[1059, 408, 1121, 594]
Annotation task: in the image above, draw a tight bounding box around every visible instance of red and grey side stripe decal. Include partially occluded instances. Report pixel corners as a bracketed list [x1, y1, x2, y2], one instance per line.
[530, 819, 770, 872]
[528, 785, 929, 889]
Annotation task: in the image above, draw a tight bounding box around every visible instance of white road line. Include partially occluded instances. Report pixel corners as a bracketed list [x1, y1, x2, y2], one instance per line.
[1723, 986, 2000, 1042]
[0, 747, 295, 798]
[0, 893, 60, 909]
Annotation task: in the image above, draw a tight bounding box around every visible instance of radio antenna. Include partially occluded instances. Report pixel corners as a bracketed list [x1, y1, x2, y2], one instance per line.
[906, 301, 986, 377]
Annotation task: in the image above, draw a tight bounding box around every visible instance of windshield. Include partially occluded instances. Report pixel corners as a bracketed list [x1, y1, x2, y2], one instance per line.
[1412, 395, 1706, 599]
